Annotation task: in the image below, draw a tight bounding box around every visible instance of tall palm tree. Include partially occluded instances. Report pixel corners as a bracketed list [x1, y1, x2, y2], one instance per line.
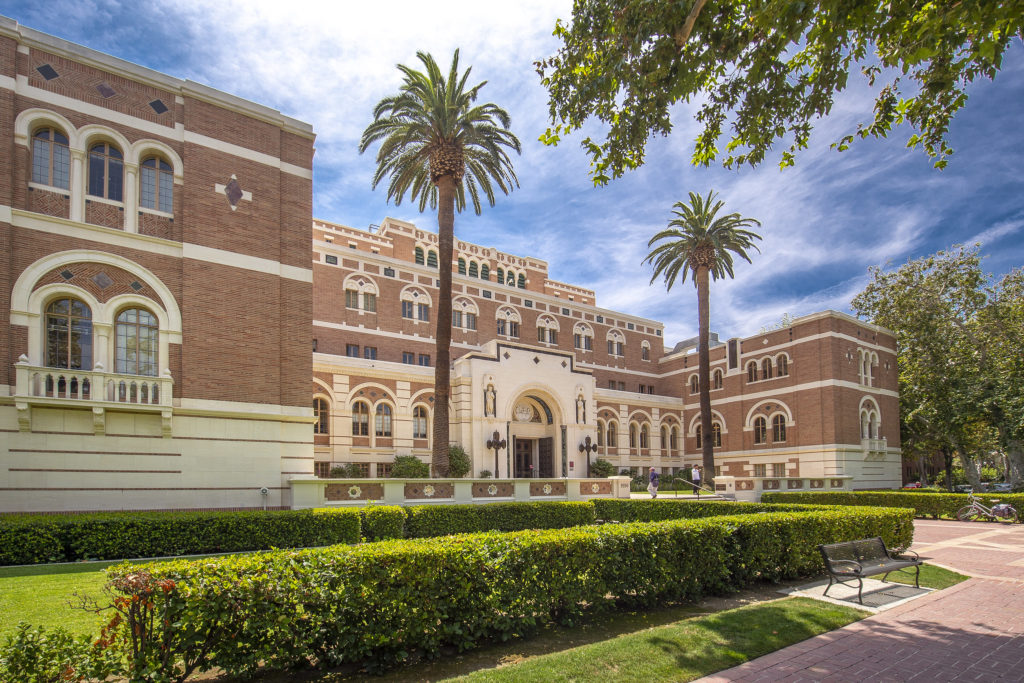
[360, 50, 520, 476]
[644, 191, 761, 490]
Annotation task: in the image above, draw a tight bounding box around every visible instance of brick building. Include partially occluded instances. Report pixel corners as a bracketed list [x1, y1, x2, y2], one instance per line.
[1, 18, 900, 513]
[312, 217, 901, 492]
[0, 17, 315, 512]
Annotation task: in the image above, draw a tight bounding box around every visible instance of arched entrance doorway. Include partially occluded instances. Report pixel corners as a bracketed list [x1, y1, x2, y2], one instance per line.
[508, 393, 560, 478]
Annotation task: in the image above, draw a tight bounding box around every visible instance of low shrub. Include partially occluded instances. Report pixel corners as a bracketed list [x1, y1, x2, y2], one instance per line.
[0, 623, 115, 683]
[761, 491, 1024, 520]
[404, 501, 595, 537]
[447, 445, 472, 478]
[391, 454, 430, 478]
[592, 499, 825, 522]
[360, 506, 406, 541]
[99, 505, 911, 678]
[590, 458, 616, 478]
[0, 508, 361, 566]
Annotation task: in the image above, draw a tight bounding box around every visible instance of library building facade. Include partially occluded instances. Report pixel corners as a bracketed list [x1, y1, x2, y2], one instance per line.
[0, 17, 900, 513]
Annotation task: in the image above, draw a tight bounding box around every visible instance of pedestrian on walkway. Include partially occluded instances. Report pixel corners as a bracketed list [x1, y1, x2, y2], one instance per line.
[647, 467, 660, 499]
[692, 466, 701, 497]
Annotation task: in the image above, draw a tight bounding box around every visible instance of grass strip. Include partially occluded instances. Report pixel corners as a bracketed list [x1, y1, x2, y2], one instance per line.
[0, 562, 118, 639]
[889, 563, 969, 590]
[449, 596, 867, 682]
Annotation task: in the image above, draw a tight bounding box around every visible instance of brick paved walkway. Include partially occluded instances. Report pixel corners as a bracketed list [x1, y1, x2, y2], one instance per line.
[698, 520, 1024, 682]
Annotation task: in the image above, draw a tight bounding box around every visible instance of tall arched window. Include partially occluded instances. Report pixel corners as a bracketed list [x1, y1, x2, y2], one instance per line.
[414, 247, 425, 265]
[660, 426, 668, 453]
[517, 273, 526, 288]
[712, 422, 722, 448]
[772, 414, 787, 442]
[458, 258, 466, 275]
[351, 401, 369, 436]
[480, 264, 490, 280]
[607, 421, 617, 449]
[413, 406, 428, 439]
[427, 250, 438, 268]
[670, 426, 679, 451]
[506, 270, 516, 286]
[629, 423, 638, 449]
[690, 375, 699, 394]
[597, 421, 605, 447]
[313, 398, 329, 434]
[45, 298, 92, 370]
[88, 142, 124, 201]
[747, 361, 758, 382]
[753, 416, 767, 444]
[375, 404, 392, 437]
[115, 308, 158, 376]
[140, 157, 173, 213]
[640, 423, 649, 449]
[496, 267, 505, 284]
[712, 369, 723, 389]
[468, 261, 479, 277]
[695, 425, 702, 448]
[32, 127, 70, 189]
[777, 355, 789, 376]
[761, 358, 774, 380]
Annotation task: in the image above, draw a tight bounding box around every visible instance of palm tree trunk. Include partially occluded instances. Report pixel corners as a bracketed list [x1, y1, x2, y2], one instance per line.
[432, 175, 456, 477]
[696, 266, 714, 490]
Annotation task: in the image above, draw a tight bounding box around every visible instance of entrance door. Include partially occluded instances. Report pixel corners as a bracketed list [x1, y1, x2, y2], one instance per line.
[538, 437, 554, 477]
[514, 437, 533, 478]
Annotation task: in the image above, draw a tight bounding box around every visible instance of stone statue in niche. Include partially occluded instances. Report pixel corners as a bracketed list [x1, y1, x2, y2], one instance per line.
[576, 395, 585, 424]
[485, 385, 496, 417]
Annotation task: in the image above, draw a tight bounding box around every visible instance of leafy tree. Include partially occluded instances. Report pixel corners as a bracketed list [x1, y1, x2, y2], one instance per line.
[391, 454, 430, 479]
[537, 1, 1023, 183]
[361, 51, 520, 475]
[447, 444, 472, 478]
[644, 191, 761, 489]
[590, 457, 616, 478]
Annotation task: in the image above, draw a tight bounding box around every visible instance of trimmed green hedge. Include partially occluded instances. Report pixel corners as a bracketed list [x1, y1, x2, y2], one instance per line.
[404, 501, 596, 537]
[592, 499, 827, 522]
[90, 505, 910, 679]
[0, 508, 361, 566]
[360, 506, 407, 541]
[761, 491, 1024, 520]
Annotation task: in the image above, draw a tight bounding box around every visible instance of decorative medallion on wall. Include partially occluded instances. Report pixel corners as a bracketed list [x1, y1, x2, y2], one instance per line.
[423, 484, 435, 497]
[325, 483, 384, 501]
[348, 485, 362, 498]
[787, 479, 804, 489]
[810, 479, 824, 488]
[215, 174, 252, 211]
[529, 482, 566, 497]
[488, 484, 498, 495]
[404, 483, 454, 499]
[514, 402, 536, 422]
[830, 479, 844, 488]
[473, 482, 513, 497]
[737, 479, 754, 491]
[581, 481, 612, 496]
[763, 479, 780, 490]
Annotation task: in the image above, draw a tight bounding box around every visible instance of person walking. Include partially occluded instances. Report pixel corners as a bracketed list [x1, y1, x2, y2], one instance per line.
[647, 467, 660, 499]
[692, 466, 701, 497]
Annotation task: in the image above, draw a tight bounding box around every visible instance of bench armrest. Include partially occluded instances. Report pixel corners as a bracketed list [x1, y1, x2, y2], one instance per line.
[827, 559, 862, 572]
[891, 548, 919, 561]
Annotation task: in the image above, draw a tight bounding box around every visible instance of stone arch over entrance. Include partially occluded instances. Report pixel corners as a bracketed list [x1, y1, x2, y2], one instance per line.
[507, 387, 564, 478]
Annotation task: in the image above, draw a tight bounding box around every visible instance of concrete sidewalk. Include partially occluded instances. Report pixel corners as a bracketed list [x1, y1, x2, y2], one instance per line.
[698, 520, 1024, 682]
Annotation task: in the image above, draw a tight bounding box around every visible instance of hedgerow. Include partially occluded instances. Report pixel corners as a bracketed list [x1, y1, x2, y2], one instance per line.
[761, 491, 1024, 520]
[592, 498, 827, 522]
[0, 508, 360, 566]
[77, 505, 909, 680]
[404, 501, 596, 537]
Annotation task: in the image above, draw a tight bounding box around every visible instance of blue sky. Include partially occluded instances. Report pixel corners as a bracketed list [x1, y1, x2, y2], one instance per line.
[5, 1, 1022, 346]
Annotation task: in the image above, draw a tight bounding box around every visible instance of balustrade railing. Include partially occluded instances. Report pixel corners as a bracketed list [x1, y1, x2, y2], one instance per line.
[15, 361, 172, 407]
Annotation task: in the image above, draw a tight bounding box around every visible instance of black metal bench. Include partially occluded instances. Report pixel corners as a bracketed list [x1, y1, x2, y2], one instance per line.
[818, 537, 922, 604]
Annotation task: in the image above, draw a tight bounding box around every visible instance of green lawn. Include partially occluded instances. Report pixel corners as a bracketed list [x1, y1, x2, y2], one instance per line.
[0, 562, 122, 639]
[888, 562, 969, 590]
[448, 597, 867, 682]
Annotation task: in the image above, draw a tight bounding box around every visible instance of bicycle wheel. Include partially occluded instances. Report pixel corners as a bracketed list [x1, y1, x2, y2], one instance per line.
[957, 506, 981, 522]
[1005, 507, 1019, 524]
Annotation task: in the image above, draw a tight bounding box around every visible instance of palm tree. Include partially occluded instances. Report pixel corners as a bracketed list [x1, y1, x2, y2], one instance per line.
[644, 191, 761, 490]
[360, 50, 520, 476]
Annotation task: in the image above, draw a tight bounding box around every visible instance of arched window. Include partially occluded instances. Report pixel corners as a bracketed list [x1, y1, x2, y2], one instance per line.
[313, 397, 329, 434]
[597, 421, 605, 447]
[88, 142, 124, 201]
[414, 247, 425, 265]
[670, 426, 679, 451]
[712, 422, 722, 448]
[468, 261, 479, 277]
[747, 361, 758, 382]
[45, 298, 92, 370]
[712, 369, 723, 390]
[351, 401, 369, 436]
[607, 421, 617, 448]
[427, 250, 438, 268]
[629, 423, 638, 449]
[32, 127, 70, 189]
[140, 157, 173, 213]
[496, 267, 505, 284]
[776, 355, 789, 376]
[413, 406, 428, 439]
[506, 271, 516, 286]
[870, 412, 879, 439]
[517, 273, 526, 288]
[753, 416, 767, 444]
[375, 404, 392, 437]
[695, 425, 702, 448]
[660, 426, 668, 452]
[690, 375, 699, 394]
[115, 308, 158, 376]
[640, 424, 649, 449]
[772, 414, 786, 442]
[761, 358, 773, 380]
[641, 341, 650, 361]
[480, 264, 490, 281]
[458, 258, 466, 275]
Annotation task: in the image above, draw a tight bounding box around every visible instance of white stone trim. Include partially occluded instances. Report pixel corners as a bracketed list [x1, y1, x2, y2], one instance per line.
[182, 243, 313, 283]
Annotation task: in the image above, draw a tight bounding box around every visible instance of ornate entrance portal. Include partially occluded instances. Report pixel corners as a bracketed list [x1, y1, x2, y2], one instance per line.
[514, 437, 532, 478]
[513, 436, 555, 478]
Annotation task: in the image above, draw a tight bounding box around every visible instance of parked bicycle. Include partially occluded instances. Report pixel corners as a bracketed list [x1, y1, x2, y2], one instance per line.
[956, 493, 1018, 523]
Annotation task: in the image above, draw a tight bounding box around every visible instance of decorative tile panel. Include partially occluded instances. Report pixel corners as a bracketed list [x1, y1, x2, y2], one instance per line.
[530, 481, 566, 496]
[472, 482, 513, 498]
[404, 482, 454, 499]
[325, 483, 383, 501]
[579, 480, 612, 495]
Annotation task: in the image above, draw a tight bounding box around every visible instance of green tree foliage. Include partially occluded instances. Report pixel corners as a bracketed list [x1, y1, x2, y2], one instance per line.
[391, 454, 430, 479]
[537, 1, 1024, 183]
[590, 457, 616, 478]
[645, 191, 761, 488]
[361, 51, 520, 475]
[852, 246, 1024, 487]
[447, 445, 472, 478]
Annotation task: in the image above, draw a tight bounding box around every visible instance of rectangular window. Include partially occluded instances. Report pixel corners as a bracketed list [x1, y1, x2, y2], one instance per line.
[453, 311, 463, 328]
[642, 346, 650, 360]
[325, 254, 338, 265]
[363, 293, 377, 312]
[402, 351, 415, 364]
[772, 463, 786, 478]
[509, 321, 519, 338]
[418, 354, 431, 367]
[754, 464, 766, 477]
[618, 381, 626, 391]
[548, 330, 557, 344]
[585, 336, 593, 351]
[401, 301, 414, 319]
[561, 307, 570, 315]
[346, 344, 359, 358]
[363, 346, 377, 360]
[465, 312, 477, 330]
[345, 290, 359, 309]
[537, 327, 546, 342]
[378, 462, 393, 478]
[417, 303, 430, 321]
[608, 380, 616, 389]
[497, 319, 507, 336]
[574, 333, 581, 349]
[525, 300, 533, 308]
[627, 322, 634, 330]
[607, 340, 614, 355]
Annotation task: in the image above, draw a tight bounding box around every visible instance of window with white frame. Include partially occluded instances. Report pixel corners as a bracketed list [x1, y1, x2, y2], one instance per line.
[114, 308, 158, 376]
[32, 127, 70, 189]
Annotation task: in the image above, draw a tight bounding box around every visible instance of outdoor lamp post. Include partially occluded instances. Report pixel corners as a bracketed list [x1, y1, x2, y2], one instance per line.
[579, 435, 598, 478]
[486, 430, 507, 478]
